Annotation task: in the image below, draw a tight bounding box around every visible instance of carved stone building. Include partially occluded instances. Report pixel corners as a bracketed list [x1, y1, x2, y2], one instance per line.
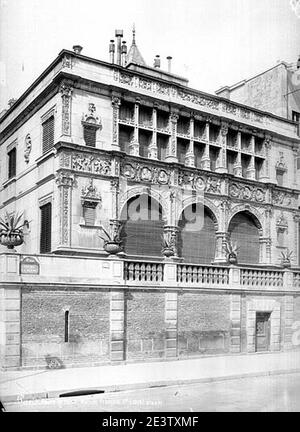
[0, 30, 300, 370]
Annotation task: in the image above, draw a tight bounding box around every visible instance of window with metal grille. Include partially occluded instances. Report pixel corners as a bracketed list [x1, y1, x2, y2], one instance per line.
[276, 170, 284, 186]
[42, 115, 54, 154]
[178, 205, 216, 264]
[83, 125, 97, 147]
[8, 147, 16, 179]
[121, 195, 164, 257]
[228, 212, 260, 264]
[40, 202, 52, 253]
[83, 205, 96, 226]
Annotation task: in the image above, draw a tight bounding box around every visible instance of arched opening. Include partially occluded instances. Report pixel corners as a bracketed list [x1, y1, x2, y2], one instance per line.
[228, 211, 261, 264]
[120, 194, 164, 257]
[178, 204, 217, 264]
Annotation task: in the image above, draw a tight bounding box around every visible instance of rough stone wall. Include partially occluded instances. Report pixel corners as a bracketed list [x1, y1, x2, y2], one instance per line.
[177, 292, 231, 357]
[21, 289, 110, 367]
[125, 290, 166, 360]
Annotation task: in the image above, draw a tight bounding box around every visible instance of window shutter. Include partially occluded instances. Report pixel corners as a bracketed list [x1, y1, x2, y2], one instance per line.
[8, 148, 16, 178]
[83, 206, 96, 226]
[84, 126, 97, 147]
[42, 116, 54, 154]
[40, 203, 52, 253]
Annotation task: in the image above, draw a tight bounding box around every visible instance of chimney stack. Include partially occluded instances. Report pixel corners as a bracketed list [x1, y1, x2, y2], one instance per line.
[121, 41, 127, 67]
[109, 40, 115, 64]
[154, 55, 161, 68]
[115, 29, 124, 66]
[73, 45, 83, 55]
[167, 56, 172, 73]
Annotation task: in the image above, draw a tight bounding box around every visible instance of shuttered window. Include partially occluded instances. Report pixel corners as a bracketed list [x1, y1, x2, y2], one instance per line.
[42, 116, 54, 154]
[178, 205, 216, 264]
[121, 196, 164, 257]
[83, 205, 96, 226]
[8, 148, 16, 179]
[228, 212, 260, 264]
[40, 202, 52, 253]
[83, 125, 97, 147]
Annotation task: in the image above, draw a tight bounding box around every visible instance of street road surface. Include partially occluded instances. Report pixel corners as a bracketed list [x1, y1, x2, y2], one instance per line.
[4, 372, 300, 412]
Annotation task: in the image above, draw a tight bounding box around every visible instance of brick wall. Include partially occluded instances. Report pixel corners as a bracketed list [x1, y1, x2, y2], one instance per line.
[177, 292, 231, 357]
[21, 288, 110, 367]
[125, 290, 165, 360]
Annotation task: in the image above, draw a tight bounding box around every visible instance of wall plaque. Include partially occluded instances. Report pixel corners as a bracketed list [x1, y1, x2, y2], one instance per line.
[20, 257, 40, 275]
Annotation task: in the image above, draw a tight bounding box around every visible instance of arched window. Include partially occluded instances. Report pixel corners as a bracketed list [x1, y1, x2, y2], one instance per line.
[228, 211, 261, 264]
[121, 195, 164, 257]
[178, 204, 217, 264]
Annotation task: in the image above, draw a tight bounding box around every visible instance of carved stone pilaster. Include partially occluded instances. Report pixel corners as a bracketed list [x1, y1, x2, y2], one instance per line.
[234, 132, 243, 177]
[112, 96, 121, 149]
[216, 122, 228, 174]
[110, 179, 120, 220]
[214, 231, 228, 263]
[56, 171, 76, 247]
[166, 112, 179, 163]
[60, 81, 73, 138]
[162, 225, 179, 258]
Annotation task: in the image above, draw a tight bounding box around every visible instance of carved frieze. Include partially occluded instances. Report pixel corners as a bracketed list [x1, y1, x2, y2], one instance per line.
[229, 182, 266, 203]
[272, 190, 294, 207]
[178, 171, 221, 194]
[121, 162, 171, 185]
[71, 153, 112, 176]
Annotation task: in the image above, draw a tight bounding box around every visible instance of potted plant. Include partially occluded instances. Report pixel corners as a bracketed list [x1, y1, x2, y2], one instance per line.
[223, 238, 239, 265]
[0, 211, 27, 250]
[161, 232, 176, 258]
[280, 249, 294, 268]
[98, 224, 124, 255]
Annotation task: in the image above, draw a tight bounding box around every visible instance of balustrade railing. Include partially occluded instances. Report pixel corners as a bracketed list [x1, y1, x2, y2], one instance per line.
[177, 264, 229, 285]
[124, 261, 164, 282]
[293, 272, 300, 288]
[240, 268, 283, 287]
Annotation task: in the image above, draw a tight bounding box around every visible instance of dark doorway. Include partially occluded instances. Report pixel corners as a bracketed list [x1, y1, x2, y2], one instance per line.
[255, 312, 271, 352]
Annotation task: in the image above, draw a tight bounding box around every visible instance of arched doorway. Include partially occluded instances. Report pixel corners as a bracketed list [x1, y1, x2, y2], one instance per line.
[228, 211, 261, 264]
[178, 204, 217, 264]
[120, 194, 164, 257]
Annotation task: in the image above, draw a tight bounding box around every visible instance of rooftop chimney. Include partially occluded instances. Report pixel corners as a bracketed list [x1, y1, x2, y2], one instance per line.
[154, 55, 161, 68]
[115, 29, 124, 66]
[73, 45, 83, 55]
[121, 41, 127, 67]
[167, 56, 172, 73]
[109, 40, 115, 64]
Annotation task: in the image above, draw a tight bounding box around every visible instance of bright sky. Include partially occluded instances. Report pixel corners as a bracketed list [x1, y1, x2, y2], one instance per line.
[0, 0, 300, 111]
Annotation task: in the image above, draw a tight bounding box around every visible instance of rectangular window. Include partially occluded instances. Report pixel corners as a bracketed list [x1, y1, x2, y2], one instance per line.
[277, 229, 285, 247]
[292, 111, 300, 123]
[209, 146, 219, 172]
[83, 205, 96, 226]
[83, 125, 97, 147]
[42, 115, 54, 154]
[40, 202, 52, 253]
[255, 158, 264, 180]
[241, 154, 251, 178]
[8, 147, 16, 179]
[177, 140, 187, 165]
[194, 143, 204, 169]
[64, 311, 69, 343]
[227, 151, 236, 175]
[157, 135, 168, 161]
[276, 170, 284, 187]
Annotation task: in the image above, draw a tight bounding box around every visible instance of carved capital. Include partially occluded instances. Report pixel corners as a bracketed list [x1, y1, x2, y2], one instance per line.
[220, 122, 228, 136]
[60, 81, 73, 98]
[55, 171, 76, 188]
[112, 96, 121, 108]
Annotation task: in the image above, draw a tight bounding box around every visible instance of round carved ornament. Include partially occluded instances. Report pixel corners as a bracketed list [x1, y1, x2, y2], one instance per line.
[229, 184, 240, 198]
[255, 189, 265, 202]
[195, 176, 206, 191]
[157, 169, 169, 185]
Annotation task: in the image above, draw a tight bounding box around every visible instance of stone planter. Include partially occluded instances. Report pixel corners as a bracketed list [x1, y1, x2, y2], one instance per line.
[0, 233, 24, 249]
[228, 253, 237, 265]
[104, 242, 122, 255]
[162, 247, 174, 258]
[281, 260, 291, 269]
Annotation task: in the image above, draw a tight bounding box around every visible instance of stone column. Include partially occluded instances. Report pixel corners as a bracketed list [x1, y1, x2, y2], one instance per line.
[55, 171, 76, 248]
[230, 294, 241, 353]
[216, 122, 228, 174]
[185, 116, 195, 167]
[165, 111, 179, 163]
[165, 292, 178, 358]
[234, 131, 243, 177]
[129, 99, 140, 156]
[246, 136, 256, 179]
[60, 81, 73, 142]
[214, 232, 228, 263]
[110, 290, 125, 361]
[201, 121, 210, 170]
[110, 179, 120, 221]
[148, 105, 158, 159]
[259, 135, 271, 183]
[111, 96, 121, 150]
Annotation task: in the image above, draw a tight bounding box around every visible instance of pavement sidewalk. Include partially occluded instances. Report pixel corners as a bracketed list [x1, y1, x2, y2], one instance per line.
[1, 350, 300, 403]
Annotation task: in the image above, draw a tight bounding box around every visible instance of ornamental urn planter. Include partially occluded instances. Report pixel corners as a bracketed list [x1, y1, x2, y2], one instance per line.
[162, 247, 174, 258]
[104, 241, 122, 255]
[228, 253, 238, 265]
[281, 259, 291, 269]
[0, 233, 24, 249]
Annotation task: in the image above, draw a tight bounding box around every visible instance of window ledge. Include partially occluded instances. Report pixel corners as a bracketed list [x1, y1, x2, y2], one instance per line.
[35, 149, 56, 166]
[3, 177, 16, 189]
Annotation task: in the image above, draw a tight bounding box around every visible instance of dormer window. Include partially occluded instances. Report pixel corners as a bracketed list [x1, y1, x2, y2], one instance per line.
[82, 103, 102, 147]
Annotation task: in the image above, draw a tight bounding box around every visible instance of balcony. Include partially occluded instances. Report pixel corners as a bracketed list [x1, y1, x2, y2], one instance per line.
[1, 253, 299, 292]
